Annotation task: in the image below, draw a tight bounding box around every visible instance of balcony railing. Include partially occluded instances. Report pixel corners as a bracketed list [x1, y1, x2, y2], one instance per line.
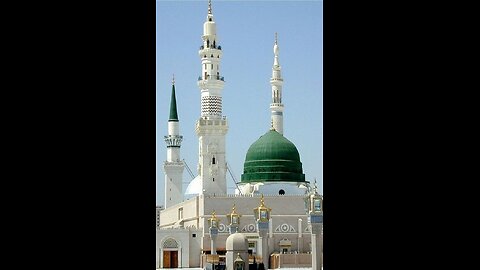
[199, 45, 221, 50]
[198, 75, 225, 81]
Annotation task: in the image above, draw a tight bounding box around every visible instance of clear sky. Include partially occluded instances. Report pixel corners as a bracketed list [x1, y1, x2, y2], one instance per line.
[156, 0, 323, 206]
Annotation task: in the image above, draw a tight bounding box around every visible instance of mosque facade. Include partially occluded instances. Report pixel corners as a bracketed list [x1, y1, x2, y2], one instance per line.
[157, 1, 322, 269]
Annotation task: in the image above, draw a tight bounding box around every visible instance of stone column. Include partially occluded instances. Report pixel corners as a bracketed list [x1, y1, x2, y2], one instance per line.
[210, 227, 218, 255]
[298, 218, 303, 253]
[229, 224, 239, 234]
[268, 218, 274, 256]
[310, 215, 323, 270]
[256, 221, 269, 265]
[254, 195, 271, 268]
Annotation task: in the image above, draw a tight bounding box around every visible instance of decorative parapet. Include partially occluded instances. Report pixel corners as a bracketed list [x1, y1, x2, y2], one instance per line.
[199, 193, 307, 199]
[164, 135, 183, 147]
[198, 74, 225, 81]
[163, 161, 184, 166]
[196, 117, 227, 127]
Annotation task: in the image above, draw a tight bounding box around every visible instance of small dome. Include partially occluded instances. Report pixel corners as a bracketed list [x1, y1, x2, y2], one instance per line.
[241, 130, 305, 183]
[185, 175, 202, 195]
[226, 233, 248, 251]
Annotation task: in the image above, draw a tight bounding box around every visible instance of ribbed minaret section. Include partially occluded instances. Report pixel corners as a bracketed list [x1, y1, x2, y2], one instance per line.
[195, 1, 228, 196]
[163, 79, 185, 208]
[270, 33, 285, 135]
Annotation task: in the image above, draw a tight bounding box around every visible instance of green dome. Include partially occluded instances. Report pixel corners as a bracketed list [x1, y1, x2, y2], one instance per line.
[241, 130, 305, 183]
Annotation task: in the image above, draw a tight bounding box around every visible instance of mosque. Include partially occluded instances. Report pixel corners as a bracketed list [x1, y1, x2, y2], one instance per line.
[157, 1, 322, 269]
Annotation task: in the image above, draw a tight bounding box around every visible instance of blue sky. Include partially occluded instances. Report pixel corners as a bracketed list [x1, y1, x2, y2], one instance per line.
[156, 0, 323, 205]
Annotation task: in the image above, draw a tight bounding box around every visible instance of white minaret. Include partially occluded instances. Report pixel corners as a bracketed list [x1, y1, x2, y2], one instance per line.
[270, 33, 285, 135]
[196, 0, 228, 196]
[163, 75, 185, 208]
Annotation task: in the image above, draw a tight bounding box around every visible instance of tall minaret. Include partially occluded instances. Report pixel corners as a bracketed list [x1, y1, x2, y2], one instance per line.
[163, 75, 185, 208]
[196, 0, 228, 196]
[270, 33, 285, 135]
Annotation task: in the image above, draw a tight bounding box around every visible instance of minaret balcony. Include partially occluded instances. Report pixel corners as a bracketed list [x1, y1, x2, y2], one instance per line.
[270, 103, 285, 112]
[196, 116, 227, 127]
[163, 161, 184, 167]
[198, 74, 224, 81]
[195, 116, 229, 135]
[197, 76, 225, 89]
[164, 135, 183, 147]
[198, 48, 223, 58]
[200, 45, 221, 50]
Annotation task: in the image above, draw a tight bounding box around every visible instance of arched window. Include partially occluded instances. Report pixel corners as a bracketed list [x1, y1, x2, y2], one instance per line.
[212, 156, 216, 164]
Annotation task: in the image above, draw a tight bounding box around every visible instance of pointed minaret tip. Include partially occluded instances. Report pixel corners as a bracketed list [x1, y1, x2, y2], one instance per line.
[169, 78, 179, 122]
[274, 33, 279, 57]
[208, 0, 212, 14]
[172, 73, 175, 85]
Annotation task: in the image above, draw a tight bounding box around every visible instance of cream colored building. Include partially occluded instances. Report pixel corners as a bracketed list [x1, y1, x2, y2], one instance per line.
[156, 194, 321, 268]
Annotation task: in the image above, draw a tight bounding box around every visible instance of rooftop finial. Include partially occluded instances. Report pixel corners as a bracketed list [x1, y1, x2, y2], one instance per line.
[208, 0, 212, 14]
[275, 32, 278, 45]
[270, 119, 275, 131]
[172, 73, 175, 85]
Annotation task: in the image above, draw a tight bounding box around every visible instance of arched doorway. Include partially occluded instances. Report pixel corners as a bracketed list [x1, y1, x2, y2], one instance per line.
[162, 238, 180, 268]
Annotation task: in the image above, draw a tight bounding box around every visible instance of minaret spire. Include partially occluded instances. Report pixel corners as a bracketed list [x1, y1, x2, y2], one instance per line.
[270, 33, 285, 135]
[169, 76, 178, 122]
[208, 0, 212, 14]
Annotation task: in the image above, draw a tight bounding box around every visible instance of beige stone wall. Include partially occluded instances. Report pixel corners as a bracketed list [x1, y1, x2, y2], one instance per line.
[159, 196, 201, 228]
[270, 253, 312, 268]
[157, 194, 322, 267]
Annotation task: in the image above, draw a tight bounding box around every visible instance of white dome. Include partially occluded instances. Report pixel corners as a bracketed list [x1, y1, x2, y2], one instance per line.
[185, 175, 202, 195]
[226, 233, 248, 251]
